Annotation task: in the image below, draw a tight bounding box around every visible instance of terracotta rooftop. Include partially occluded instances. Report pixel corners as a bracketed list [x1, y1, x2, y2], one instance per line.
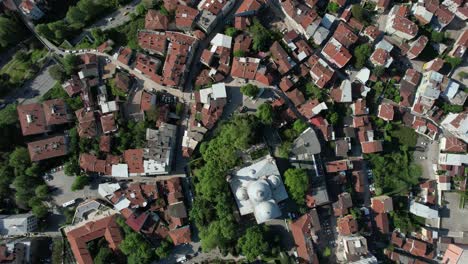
[99, 135, 111, 153]
[378, 103, 395, 121]
[286, 89, 306, 106]
[62, 75, 83, 97]
[168, 226, 192, 245]
[361, 141, 383, 154]
[375, 213, 390, 234]
[17, 103, 48, 136]
[124, 149, 144, 174]
[322, 38, 352, 68]
[43, 99, 70, 126]
[28, 135, 68, 161]
[138, 31, 168, 55]
[66, 215, 123, 264]
[175, 5, 199, 29]
[442, 137, 467, 153]
[290, 212, 320, 263]
[145, 9, 169, 30]
[408, 35, 429, 59]
[75, 108, 97, 138]
[326, 160, 349, 173]
[231, 57, 260, 80]
[236, 0, 264, 15]
[234, 33, 252, 53]
[117, 47, 133, 65]
[270, 41, 295, 75]
[338, 215, 358, 235]
[101, 113, 117, 134]
[371, 195, 393, 213]
[307, 55, 334, 89]
[333, 22, 359, 48]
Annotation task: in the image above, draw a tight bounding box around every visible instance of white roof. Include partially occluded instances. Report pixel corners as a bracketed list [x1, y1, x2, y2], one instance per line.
[98, 183, 121, 198]
[313, 27, 330, 45]
[438, 153, 468, 166]
[114, 197, 131, 211]
[340, 80, 353, 103]
[210, 33, 232, 49]
[199, 87, 213, 104]
[111, 164, 129, 177]
[356, 68, 371, 84]
[410, 200, 439, 219]
[444, 80, 460, 99]
[321, 14, 336, 29]
[229, 155, 288, 223]
[212, 82, 227, 99]
[376, 39, 394, 52]
[144, 159, 168, 175]
[312, 102, 328, 115]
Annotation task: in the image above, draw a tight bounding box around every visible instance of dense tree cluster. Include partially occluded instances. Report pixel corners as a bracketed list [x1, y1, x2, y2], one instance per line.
[0, 15, 27, 51]
[237, 226, 269, 261]
[353, 44, 372, 69]
[240, 84, 260, 98]
[190, 115, 259, 252]
[256, 103, 274, 125]
[284, 168, 309, 205]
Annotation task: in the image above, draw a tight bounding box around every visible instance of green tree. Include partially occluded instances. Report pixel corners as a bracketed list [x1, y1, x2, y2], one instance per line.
[373, 65, 385, 78]
[256, 103, 274, 125]
[237, 226, 269, 261]
[240, 84, 259, 98]
[94, 247, 116, 264]
[351, 5, 365, 22]
[233, 50, 245, 57]
[328, 112, 339, 125]
[119, 232, 155, 264]
[49, 65, 67, 82]
[284, 168, 309, 204]
[32, 203, 49, 218]
[445, 56, 462, 70]
[154, 239, 172, 259]
[327, 2, 340, 13]
[9, 147, 31, 171]
[277, 141, 291, 158]
[249, 19, 272, 52]
[66, 6, 86, 28]
[305, 82, 324, 100]
[63, 54, 80, 75]
[458, 71, 468, 79]
[35, 185, 49, 199]
[0, 16, 23, 49]
[36, 24, 54, 41]
[65, 158, 81, 176]
[431, 31, 445, 43]
[135, 4, 147, 17]
[224, 27, 238, 37]
[0, 104, 18, 126]
[293, 119, 308, 134]
[353, 44, 372, 69]
[71, 175, 89, 191]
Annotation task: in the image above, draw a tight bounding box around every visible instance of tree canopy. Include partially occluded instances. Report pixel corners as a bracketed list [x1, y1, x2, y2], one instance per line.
[353, 44, 372, 69]
[256, 103, 274, 125]
[237, 226, 269, 261]
[240, 84, 260, 98]
[284, 168, 309, 205]
[249, 19, 273, 52]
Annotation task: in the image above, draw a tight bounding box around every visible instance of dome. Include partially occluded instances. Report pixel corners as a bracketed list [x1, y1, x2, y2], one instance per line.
[247, 180, 272, 203]
[236, 187, 248, 201]
[254, 201, 281, 224]
[267, 175, 281, 190]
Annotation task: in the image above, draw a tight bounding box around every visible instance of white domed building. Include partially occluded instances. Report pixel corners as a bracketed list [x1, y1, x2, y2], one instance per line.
[229, 155, 288, 224]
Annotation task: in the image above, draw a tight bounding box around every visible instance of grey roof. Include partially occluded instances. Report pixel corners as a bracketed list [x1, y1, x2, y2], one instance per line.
[73, 200, 104, 224]
[0, 213, 37, 236]
[167, 201, 187, 219]
[145, 122, 177, 164]
[291, 128, 321, 157]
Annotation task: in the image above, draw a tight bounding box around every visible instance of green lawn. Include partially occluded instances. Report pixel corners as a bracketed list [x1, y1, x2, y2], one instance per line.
[0, 49, 47, 85]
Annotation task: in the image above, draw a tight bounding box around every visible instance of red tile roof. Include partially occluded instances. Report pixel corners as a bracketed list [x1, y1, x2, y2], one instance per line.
[63, 75, 83, 96]
[234, 16, 250, 30]
[75, 108, 97, 138]
[66, 215, 123, 264]
[43, 99, 70, 126]
[145, 10, 169, 30]
[199, 0, 230, 15]
[28, 135, 68, 161]
[333, 22, 359, 48]
[101, 113, 117, 134]
[363, 25, 382, 41]
[236, 0, 264, 15]
[378, 103, 395, 121]
[124, 149, 144, 174]
[375, 213, 390, 233]
[17, 103, 48, 136]
[99, 135, 111, 153]
[408, 35, 429, 59]
[322, 38, 352, 68]
[326, 160, 349, 173]
[307, 55, 334, 88]
[338, 215, 358, 235]
[370, 48, 391, 66]
[361, 141, 383, 153]
[442, 137, 467, 153]
[371, 195, 393, 213]
[117, 47, 133, 65]
[126, 212, 149, 232]
[286, 89, 306, 106]
[168, 226, 192, 245]
[279, 76, 294, 92]
[175, 5, 199, 29]
[138, 31, 168, 55]
[290, 213, 320, 264]
[231, 57, 260, 79]
[270, 41, 295, 75]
